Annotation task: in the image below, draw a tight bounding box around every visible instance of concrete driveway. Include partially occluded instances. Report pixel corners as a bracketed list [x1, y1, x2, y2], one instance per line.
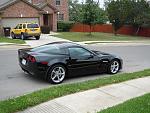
[25, 34, 71, 47]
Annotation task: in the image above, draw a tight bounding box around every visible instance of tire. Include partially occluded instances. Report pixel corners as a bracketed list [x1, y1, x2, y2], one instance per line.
[47, 65, 66, 84]
[107, 60, 120, 74]
[35, 36, 40, 40]
[21, 33, 26, 40]
[11, 32, 16, 39]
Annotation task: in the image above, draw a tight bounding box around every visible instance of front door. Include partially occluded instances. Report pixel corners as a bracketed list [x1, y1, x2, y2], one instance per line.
[43, 14, 50, 26]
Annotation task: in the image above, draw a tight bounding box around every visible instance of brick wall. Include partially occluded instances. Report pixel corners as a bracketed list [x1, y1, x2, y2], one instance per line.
[48, 0, 69, 21]
[2, 1, 39, 17]
[70, 23, 150, 37]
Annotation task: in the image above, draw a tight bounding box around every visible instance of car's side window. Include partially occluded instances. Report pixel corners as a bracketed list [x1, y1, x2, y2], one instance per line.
[18, 24, 22, 29]
[69, 47, 91, 59]
[15, 24, 20, 29]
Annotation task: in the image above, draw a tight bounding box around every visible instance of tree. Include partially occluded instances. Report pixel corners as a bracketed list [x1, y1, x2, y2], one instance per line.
[107, 0, 133, 35]
[94, 7, 108, 24]
[106, 0, 150, 35]
[82, 0, 100, 35]
[69, 0, 83, 22]
[130, 0, 150, 35]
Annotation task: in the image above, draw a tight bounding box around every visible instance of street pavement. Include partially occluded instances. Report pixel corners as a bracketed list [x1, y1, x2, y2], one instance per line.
[0, 43, 150, 100]
[19, 76, 150, 113]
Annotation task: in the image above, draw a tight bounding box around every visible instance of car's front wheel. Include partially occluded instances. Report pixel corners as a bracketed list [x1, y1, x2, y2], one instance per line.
[108, 60, 120, 74]
[47, 65, 66, 84]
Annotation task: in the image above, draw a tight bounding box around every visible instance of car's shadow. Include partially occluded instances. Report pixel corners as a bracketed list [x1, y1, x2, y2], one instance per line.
[14, 37, 36, 40]
[22, 71, 123, 85]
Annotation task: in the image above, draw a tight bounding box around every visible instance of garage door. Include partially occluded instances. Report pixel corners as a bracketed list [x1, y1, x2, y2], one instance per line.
[2, 18, 39, 28]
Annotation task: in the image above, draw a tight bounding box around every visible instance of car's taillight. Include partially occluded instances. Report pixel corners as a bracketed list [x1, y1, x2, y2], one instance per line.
[27, 55, 36, 63]
[41, 62, 48, 65]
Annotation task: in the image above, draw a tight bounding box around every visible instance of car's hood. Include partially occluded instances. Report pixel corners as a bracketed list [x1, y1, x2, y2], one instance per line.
[92, 50, 112, 56]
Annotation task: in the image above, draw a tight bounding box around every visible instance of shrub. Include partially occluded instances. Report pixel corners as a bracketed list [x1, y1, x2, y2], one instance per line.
[41, 26, 51, 34]
[57, 21, 74, 32]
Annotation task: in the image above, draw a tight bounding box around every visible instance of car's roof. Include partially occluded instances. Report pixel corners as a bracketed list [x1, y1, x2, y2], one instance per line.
[46, 41, 81, 48]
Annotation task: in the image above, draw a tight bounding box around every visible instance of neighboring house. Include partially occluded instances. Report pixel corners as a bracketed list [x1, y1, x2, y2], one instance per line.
[0, 0, 69, 34]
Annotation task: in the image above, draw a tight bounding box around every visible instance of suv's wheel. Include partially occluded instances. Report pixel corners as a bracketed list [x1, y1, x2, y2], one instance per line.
[108, 60, 120, 74]
[35, 36, 40, 40]
[47, 65, 66, 84]
[21, 33, 26, 40]
[11, 32, 16, 39]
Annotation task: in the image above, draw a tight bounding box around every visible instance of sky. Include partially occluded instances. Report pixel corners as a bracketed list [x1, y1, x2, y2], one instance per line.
[78, 0, 105, 8]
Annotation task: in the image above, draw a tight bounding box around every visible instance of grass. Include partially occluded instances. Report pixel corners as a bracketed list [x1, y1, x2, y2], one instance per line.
[0, 37, 25, 44]
[54, 32, 150, 42]
[0, 69, 150, 113]
[98, 93, 150, 113]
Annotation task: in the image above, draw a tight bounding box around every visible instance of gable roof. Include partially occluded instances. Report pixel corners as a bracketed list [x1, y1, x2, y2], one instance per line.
[0, 0, 10, 6]
[0, 0, 42, 11]
[36, 2, 59, 13]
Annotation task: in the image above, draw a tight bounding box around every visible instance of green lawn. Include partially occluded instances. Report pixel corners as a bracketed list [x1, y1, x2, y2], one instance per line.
[98, 93, 150, 113]
[54, 32, 150, 42]
[0, 69, 150, 113]
[0, 37, 25, 44]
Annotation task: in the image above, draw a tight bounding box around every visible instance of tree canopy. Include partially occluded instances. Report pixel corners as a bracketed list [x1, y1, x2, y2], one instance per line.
[106, 0, 150, 35]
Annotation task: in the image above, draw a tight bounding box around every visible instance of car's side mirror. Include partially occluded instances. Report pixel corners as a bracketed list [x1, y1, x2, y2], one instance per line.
[87, 54, 94, 59]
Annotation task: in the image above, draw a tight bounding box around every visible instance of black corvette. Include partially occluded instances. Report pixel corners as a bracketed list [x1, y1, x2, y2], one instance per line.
[18, 42, 123, 84]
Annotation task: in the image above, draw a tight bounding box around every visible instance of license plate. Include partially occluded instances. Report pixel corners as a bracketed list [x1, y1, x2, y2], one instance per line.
[31, 29, 35, 31]
[22, 59, 26, 65]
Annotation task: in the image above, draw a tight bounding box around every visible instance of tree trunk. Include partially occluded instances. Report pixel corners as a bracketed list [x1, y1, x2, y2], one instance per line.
[113, 26, 117, 36]
[89, 24, 92, 36]
[135, 26, 141, 36]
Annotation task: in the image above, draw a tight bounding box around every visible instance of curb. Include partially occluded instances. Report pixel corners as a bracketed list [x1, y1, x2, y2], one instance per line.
[0, 43, 30, 47]
[77, 41, 150, 45]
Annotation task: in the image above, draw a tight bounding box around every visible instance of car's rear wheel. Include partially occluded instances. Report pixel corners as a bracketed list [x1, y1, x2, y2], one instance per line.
[11, 32, 16, 39]
[108, 60, 120, 74]
[21, 33, 26, 40]
[35, 36, 40, 40]
[47, 65, 66, 84]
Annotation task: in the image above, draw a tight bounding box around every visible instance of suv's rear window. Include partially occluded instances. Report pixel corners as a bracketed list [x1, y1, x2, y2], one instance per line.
[27, 24, 39, 28]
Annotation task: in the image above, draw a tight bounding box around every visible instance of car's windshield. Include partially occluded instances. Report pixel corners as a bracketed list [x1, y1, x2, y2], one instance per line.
[27, 24, 39, 28]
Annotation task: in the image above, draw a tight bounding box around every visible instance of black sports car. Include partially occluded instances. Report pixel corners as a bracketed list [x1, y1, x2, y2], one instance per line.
[18, 42, 123, 84]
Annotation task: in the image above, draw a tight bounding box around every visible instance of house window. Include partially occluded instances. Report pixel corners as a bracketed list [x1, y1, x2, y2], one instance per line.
[56, 0, 60, 5]
[57, 14, 64, 21]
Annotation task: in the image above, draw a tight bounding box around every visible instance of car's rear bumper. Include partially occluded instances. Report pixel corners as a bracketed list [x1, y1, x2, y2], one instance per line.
[24, 33, 41, 37]
[19, 59, 48, 79]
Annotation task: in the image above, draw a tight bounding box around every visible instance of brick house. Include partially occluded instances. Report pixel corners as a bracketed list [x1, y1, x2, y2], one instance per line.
[0, 0, 69, 34]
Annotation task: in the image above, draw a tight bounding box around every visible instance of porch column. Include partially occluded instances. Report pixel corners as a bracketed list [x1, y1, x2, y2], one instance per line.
[53, 13, 57, 32]
[0, 15, 3, 36]
[39, 15, 44, 26]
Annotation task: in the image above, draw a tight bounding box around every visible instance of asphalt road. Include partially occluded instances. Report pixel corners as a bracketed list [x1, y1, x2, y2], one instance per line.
[0, 44, 150, 100]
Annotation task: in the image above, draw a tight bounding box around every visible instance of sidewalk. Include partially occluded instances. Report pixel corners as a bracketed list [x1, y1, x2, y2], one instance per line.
[20, 76, 150, 113]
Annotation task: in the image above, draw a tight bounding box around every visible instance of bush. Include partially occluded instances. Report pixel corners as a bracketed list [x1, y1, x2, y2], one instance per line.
[41, 26, 51, 34]
[57, 21, 74, 32]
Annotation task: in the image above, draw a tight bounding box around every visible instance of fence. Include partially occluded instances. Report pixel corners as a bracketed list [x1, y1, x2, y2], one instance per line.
[70, 23, 150, 37]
